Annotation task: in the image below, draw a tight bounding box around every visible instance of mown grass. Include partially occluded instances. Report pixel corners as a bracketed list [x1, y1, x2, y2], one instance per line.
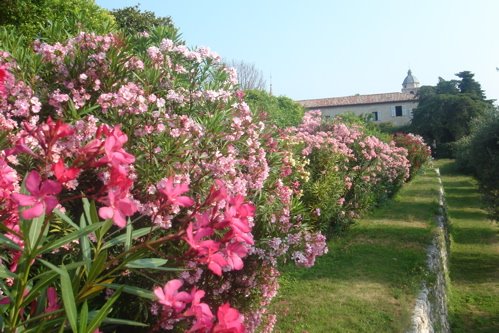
[437, 159, 499, 333]
[271, 168, 440, 332]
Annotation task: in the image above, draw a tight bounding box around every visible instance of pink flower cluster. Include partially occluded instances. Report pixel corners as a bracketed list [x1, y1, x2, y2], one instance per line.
[153, 279, 244, 332]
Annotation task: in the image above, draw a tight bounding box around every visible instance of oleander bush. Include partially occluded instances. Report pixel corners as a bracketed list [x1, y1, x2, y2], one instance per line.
[0, 23, 430, 332]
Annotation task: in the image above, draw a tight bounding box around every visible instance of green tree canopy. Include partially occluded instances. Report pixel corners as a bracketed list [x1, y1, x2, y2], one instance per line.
[0, 0, 115, 39]
[411, 72, 493, 149]
[244, 89, 304, 128]
[110, 5, 177, 35]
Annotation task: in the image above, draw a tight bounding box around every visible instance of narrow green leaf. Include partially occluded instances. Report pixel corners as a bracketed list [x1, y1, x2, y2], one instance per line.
[38, 259, 63, 275]
[125, 219, 132, 251]
[80, 215, 91, 272]
[82, 197, 92, 225]
[53, 209, 79, 229]
[86, 250, 107, 283]
[28, 213, 45, 250]
[21, 271, 58, 306]
[99, 283, 155, 300]
[39, 222, 103, 254]
[102, 227, 151, 250]
[0, 233, 21, 250]
[79, 301, 89, 333]
[102, 317, 148, 327]
[87, 288, 122, 333]
[60, 267, 78, 333]
[0, 265, 17, 279]
[125, 258, 167, 268]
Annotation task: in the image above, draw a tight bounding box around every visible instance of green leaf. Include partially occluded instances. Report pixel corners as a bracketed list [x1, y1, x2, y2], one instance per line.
[125, 258, 184, 272]
[28, 213, 45, 250]
[102, 227, 151, 250]
[80, 215, 91, 271]
[0, 265, 17, 279]
[53, 209, 79, 229]
[102, 317, 148, 327]
[87, 288, 122, 333]
[125, 219, 132, 251]
[79, 301, 89, 333]
[86, 250, 108, 283]
[60, 267, 78, 333]
[99, 283, 155, 300]
[39, 222, 103, 254]
[21, 271, 58, 307]
[0, 233, 21, 250]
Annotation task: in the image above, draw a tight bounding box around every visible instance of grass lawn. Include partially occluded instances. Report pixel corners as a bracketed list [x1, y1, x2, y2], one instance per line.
[437, 160, 499, 333]
[271, 167, 440, 332]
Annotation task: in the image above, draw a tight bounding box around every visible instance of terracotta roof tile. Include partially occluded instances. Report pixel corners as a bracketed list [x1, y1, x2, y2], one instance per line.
[297, 92, 417, 108]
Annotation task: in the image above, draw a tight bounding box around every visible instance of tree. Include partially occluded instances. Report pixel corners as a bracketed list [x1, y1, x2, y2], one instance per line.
[228, 60, 267, 90]
[456, 70, 486, 99]
[245, 89, 304, 128]
[411, 72, 493, 153]
[0, 0, 115, 39]
[110, 5, 177, 35]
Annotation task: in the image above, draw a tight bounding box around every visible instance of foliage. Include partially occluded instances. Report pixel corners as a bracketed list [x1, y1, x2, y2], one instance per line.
[110, 5, 177, 35]
[411, 72, 493, 157]
[245, 89, 304, 128]
[273, 168, 439, 332]
[454, 109, 499, 219]
[283, 112, 412, 234]
[0, 0, 115, 40]
[0, 24, 426, 332]
[392, 133, 432, 179]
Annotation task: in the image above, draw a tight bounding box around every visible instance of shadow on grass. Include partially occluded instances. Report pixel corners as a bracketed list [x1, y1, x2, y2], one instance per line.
[282, 224, 430, 290]
[449, 251, 499, 283]
[451, 226, 498, 244]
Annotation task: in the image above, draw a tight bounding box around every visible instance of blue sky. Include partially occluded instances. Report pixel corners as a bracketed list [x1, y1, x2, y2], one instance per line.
[96, 0, 499, 103]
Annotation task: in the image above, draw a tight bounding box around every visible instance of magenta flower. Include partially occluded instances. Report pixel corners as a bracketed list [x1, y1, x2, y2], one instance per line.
[0, 66, 8, 98]
[224, 242, 248, 271]
[11, 171, 62, 219]
[213, 303, 245, 333]
[158, 177, 194, 207]
[185, 288, 214, 333]
[98, 188, 137, 228]
[45, 287, 60, 312]
[153, 279, 192, 313]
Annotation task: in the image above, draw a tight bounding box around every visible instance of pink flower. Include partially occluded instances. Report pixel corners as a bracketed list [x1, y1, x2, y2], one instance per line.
[153, 279, 192, 313]
[98, 187, 137, 228]
[224, 242, 247, 271]
[45, 287, 60, 312]
[220, 195, 255, 245]
[52, 159, 80, 184]
[158, 177, 194, 207]
[185, 288, 214, 332]
[213, 303, 245, 333]
[11, 171, 62, 219]
[196, 240, 227, 276]
[0, 66, 8, 98]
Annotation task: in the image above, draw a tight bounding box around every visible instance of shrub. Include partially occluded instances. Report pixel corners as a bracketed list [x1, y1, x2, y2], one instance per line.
[0, 28, 328, 332]
[455, 110, 499, 219]
[392, 133, 432, 179]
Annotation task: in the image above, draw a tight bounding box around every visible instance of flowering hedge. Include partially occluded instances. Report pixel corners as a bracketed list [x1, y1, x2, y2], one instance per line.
[0, 27, 430, 333]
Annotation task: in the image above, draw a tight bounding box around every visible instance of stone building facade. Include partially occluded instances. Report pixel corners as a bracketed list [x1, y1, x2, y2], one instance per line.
[298, 70, 420, 126]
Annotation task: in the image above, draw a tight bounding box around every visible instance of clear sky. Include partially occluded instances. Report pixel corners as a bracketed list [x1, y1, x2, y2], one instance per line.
[96, 0, 499, 103]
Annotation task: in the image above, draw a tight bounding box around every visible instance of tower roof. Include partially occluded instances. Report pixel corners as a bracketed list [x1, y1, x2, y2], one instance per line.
[402, 69, 420, 86]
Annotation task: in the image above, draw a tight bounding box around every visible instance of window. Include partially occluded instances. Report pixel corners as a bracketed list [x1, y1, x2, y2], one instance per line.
[372, 111, 379, 121]
[395, 105, 403, 117]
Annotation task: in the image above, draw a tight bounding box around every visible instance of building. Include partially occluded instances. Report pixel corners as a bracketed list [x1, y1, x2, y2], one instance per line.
[298, 70, 420, 126]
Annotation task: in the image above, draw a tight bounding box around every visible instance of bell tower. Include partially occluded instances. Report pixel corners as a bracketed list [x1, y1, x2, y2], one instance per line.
[402, 69, 420, 94]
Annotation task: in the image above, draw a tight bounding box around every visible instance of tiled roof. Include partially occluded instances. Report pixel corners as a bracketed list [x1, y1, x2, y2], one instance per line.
[297, 92, 417, 108]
